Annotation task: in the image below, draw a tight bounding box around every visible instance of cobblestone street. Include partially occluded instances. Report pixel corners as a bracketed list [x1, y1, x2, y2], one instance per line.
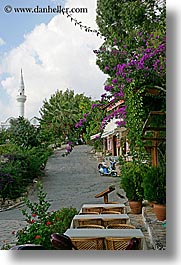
[0, 145, 121, 249]
[0, 145, 166, 250]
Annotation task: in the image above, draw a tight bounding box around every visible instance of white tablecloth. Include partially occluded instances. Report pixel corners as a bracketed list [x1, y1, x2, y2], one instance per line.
[65, 228, 144, 238]
[80, 203, 126, 213]
[64, 228, 146, 249]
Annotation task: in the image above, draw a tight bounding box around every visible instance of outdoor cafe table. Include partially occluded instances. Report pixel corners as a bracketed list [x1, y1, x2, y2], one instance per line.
[64, 228, 146, 250]
[70, 214, 130, 228]
[80, 203, 126, 214]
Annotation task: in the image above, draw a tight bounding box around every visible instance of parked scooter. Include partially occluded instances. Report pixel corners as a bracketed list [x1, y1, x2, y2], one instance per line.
[98, 161, 117, 177]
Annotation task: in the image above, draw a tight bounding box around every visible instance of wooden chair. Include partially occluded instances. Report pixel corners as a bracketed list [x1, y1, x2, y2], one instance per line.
[77, 218, 102, 227]
[105, 237, 130, 250]
[106, 224, 136, 229]
[101, 210, 121, 214]
[102, 207, 125, 214]
[83, 207, 102, 214]
[105, 237, 139, 250]
[71, 237, 105, 250]
[77, 224, 105, 229]
[102, 219, 127, 227]
[79, 211, 99, 215]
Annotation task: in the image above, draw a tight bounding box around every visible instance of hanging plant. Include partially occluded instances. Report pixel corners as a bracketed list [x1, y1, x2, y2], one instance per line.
[124, 82, 145, 154]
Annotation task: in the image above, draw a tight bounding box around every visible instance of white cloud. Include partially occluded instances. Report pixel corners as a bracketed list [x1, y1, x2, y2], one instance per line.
[0, 0, 107, 122]
[0, 37, 5, 46]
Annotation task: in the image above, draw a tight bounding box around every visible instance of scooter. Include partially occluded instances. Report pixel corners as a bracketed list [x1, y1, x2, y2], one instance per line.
[98, 161, 117, 177]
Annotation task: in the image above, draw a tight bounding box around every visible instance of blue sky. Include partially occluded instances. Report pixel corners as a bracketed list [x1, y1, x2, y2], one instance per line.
[0, 0, 107, 122]
[0, 0, 177, 125]
[0, 0, 67, 116]
[0, 0, 65, 52]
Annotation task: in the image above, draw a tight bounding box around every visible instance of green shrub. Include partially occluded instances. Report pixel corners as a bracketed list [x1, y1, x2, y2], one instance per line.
[120, 161, 148, 201]
[142, 165, 166, 204]
[0, 144, 52, 200]
[0, 143, 22, 155]
[8, 117, 40, 149]
[16, 182, 78, 249]
[0, 159, 27, 200]
[26, 147, 53, 176]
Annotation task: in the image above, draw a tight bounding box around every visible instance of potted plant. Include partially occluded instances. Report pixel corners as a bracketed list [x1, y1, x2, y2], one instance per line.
[142, 165, 166, 221]
[120, 161, 147, 214]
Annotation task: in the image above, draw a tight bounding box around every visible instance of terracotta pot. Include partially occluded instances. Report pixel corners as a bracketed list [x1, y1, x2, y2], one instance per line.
[154, 204, 166, 221]
[129, 201, 142, 214]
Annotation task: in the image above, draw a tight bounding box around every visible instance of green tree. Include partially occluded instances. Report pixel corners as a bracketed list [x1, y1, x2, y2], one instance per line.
[75, 101, 105, 148]
[95, 0, 166, 154]
[8, 117, 40, 149]
[39, 89, 93, 145]
[96, 0, 166, 43]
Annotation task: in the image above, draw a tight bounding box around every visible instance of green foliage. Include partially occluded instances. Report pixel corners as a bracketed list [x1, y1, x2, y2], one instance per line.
[16, 182, 78, 249]
[24, 147, 53, 178]
[0, 129, 9, 145]
[91, 138, 103, 152]
[0, 144, 52, 200]
[125, 84, 145, 150]
[39, 89, 93, 145]
[8, 117, 40, 149]
[120, 161, 148, 201]
[96, 0, 166, 42]
[142, 165, 166, 204]
[0, 143, 22, 155]
[0, 160, 26, 200]
[83, 104, 105, 149]
[95, 0, 166, 163]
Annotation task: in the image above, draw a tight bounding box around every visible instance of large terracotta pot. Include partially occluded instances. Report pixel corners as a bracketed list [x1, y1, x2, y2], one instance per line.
[154, 204, 166, 221]
[129, 201, 142, 214]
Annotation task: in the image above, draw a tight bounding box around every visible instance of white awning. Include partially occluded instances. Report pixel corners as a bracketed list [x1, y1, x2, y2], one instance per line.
[101, 130, 115, 138]
[90, 133, 101, 140]
[101, 118, 120, 138]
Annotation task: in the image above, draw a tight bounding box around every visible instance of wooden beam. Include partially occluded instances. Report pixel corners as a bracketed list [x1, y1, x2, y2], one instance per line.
[152, 131, 159, 167]
[142, 111, 166, 131]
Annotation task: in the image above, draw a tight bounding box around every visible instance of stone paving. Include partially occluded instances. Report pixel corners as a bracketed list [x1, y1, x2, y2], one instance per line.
[0, 145, 121, 249]
[128, 206, 166, 250]
[0, 145, 166, 250]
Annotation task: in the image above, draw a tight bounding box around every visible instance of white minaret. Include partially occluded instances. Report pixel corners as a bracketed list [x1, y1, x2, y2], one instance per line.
[16, 69, 27, 117]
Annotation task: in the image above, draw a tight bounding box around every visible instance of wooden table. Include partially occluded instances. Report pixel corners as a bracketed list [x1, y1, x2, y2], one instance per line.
[80, 203, 126, 214]
[70, 214, 130, 228]
[64, 228, 146, 250]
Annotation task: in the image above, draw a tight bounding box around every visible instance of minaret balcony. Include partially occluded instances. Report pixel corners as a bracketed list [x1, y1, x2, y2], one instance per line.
[16, 95, 27, 103]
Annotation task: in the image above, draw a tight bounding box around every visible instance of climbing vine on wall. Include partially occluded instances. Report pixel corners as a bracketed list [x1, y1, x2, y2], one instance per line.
[124, 83, 145, 153]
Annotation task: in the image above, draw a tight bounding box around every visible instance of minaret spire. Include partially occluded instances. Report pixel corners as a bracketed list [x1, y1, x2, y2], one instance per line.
[16, 69, 27, 117]
[19, 68, 25, 95]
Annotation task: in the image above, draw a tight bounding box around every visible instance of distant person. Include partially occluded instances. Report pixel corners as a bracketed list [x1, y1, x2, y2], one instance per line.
[78, 134, 85, 145]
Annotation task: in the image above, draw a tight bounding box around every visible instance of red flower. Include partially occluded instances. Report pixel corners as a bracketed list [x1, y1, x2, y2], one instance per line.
[35, 235, 41, 239]
[46, 221, 52, 226]
[32, 213, 36, 217]
[31, 219, 36, 223]
[12, 231, 15, 235]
